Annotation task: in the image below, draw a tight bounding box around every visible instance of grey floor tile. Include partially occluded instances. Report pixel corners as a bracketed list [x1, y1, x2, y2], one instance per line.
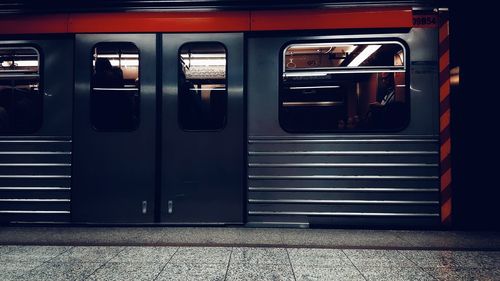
[110, 246, 178, 263]
[400, 250, 500, 269]
[393, 231, 500, 249]
[54, 246, 124, 263]
[149, 227, 283, 246]
[281, 229, 407, 248]
[0, 270, 29, 281]
[87, 262, 165, 281]
[156, 262, 227, 281]
[231, 247, 289, 265]
[447, 251, 500, 269]
[288, 248, 351, 267]
[21, 261, 102, 281]
[0, 245, 16, 255]
[293, 265, 364, 281]
[186, 228, 241, 244]
[226, 262, 294, 281]
[393, 231, 466, 248]
[130, 228, 209, 244]
[0, 245, 71, 262]
[0, 228, 48, 244]
[232, 228, 283, 245]
[0, 261, 44, 281]
[2, 260, 43, 271]
[343, 249, 415, 267]
[358, 266, 436, 281]
[482, 251, 500, 267]
[425, 267, 500, 281]
[399, 250, 457, 268]
[33, 227, 143, 245]
[169, 247, 232, 264]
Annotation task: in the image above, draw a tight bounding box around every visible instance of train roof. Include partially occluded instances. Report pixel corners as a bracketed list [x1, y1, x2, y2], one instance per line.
[0, 0, 446, 14]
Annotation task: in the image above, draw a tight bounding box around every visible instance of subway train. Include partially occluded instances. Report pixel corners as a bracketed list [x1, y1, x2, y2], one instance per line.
[0, 2, 452, 228]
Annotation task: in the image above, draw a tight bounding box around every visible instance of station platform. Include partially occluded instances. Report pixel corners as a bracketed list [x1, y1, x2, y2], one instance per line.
[1, 226, 500, 250]
[1, 227, 499, 280]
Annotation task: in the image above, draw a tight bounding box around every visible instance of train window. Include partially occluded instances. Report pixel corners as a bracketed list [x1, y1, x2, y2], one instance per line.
[178, 42, 227, 130]
[0, 47, 42, 134]
[280, 41, 409, 132]
[91, 42, 140, 131]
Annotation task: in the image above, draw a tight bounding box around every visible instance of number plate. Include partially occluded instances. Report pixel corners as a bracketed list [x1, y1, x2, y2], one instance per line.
[413, 15, 438, 28]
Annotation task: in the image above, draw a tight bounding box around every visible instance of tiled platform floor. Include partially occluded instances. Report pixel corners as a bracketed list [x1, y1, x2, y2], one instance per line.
[1, 245, 499, 281]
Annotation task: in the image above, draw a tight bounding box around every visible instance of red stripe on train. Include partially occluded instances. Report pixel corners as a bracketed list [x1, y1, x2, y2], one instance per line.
[439, 11, 452, 226]
[0, 8, 412, 34]
[251, 7, 413, 31]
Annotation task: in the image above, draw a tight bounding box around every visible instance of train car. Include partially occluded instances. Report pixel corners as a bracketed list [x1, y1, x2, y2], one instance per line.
[0, 1, 451, 228]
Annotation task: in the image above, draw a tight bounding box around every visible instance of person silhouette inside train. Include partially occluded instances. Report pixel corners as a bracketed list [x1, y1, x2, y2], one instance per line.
[93, 58, 124, 88]
[368, 72, 406, 129]
[372, 72, 396, 108]
[92, 57, 131, 129]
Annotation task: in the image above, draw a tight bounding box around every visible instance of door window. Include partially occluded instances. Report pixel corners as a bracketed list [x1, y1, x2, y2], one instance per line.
[91, 42, 140, 131]
[178, 42, 227, 131]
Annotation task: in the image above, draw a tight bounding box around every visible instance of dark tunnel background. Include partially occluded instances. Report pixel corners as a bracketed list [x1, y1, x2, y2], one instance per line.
[449, 2, 500, 230]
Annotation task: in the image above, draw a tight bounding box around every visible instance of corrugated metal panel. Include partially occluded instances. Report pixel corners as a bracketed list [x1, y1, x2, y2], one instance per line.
[247, 135, 440, 227]
[0, 137, 71, 223]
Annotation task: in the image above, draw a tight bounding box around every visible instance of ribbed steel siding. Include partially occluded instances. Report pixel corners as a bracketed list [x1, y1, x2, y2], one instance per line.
[247, 135, 440, 227]
[0, 137, 71, 223]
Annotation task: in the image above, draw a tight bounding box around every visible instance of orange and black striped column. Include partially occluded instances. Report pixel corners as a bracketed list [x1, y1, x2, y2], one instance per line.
[439, 9, 452, 226]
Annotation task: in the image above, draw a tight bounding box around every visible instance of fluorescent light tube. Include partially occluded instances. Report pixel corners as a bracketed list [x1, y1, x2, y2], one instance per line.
[348, 45, 382, 67]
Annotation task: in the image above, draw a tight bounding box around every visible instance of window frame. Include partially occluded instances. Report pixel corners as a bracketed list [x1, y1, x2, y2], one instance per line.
[0, 45, 43, 135]
[90, 41, 141, 132]
[278, 38, 411, 134]
[177, 41, 229, 132]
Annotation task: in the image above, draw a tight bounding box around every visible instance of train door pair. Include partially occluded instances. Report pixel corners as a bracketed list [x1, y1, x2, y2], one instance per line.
[72, 34, 244, 224]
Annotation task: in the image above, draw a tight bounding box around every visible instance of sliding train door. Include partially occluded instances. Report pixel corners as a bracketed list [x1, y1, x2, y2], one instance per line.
[161, 33, 244, 223]
[73, 34, 157, 223]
